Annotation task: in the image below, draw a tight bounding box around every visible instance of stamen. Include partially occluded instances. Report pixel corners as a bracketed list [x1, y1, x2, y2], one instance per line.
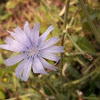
[26, 46, 39, 58]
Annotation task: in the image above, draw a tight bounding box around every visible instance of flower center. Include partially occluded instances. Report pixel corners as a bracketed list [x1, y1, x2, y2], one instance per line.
[22, 46, 40, 61]
[28, 47, 39, 56]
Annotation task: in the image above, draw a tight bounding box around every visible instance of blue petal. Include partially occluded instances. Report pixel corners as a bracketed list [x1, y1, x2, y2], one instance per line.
[39, 57, 57, 71]
[8, 26, 32, 48]
[0, 37, 27, 52]
[24, 21, 32, 45]
[41, 46, 65, 53]
[31, 23, 40, 46]
[15, 58, 32, 82]
[5, 54, 26, 66]
[41, 52, 61, 62]
[39, 25, 54, 46]
[40, 36, 60, 49]
[32, 57, 48, 75]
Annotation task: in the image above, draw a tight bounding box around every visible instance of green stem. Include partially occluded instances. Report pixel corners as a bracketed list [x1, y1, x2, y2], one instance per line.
[63, 68, 97, 87]
[65, 52, 100, 57]
[65, 31, 85, 54]
[78, 0, 100, 43]
[31, 86, 44, 98]
[46, 80, 62, 100]
[63, 0, 71, 28]
[83, 56, 100, 74]
[60, 0, 71, 76]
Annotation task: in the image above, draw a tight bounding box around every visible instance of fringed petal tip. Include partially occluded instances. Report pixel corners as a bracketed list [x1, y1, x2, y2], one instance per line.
[49, 25, 55, 30]
[15, 59, 32, 82]
[54, 58, 61, 66]
[25, 21, 29, 24]
[33, 70, 49, 75]
[54, 67, 58, 71]
[21, 77, 28, 82]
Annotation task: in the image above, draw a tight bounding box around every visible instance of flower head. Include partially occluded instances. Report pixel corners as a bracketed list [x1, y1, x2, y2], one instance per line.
[0, 22, 64, 81]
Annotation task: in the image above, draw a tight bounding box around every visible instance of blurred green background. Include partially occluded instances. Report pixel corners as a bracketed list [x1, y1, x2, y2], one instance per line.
[0, 0, 100, 100]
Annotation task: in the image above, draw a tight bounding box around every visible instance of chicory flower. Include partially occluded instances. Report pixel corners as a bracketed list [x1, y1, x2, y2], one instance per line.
[0, 22, 64, 81]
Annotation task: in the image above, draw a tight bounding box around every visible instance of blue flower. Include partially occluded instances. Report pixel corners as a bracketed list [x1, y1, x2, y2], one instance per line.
[0, 22, 64, 81]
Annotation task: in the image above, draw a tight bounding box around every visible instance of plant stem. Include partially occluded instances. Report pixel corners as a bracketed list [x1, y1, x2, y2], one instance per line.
[63, 0, 71, 28]
[63, 68, 97, 87]
[65, 31, 85, 54]
[60, 0, 70, 76]
[65, 52, 100, 57]
[83, 56, 100, 74]
[31, 86, 44, 98]
[46, 80, 62, 100]
[78, 0, 100, 43]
